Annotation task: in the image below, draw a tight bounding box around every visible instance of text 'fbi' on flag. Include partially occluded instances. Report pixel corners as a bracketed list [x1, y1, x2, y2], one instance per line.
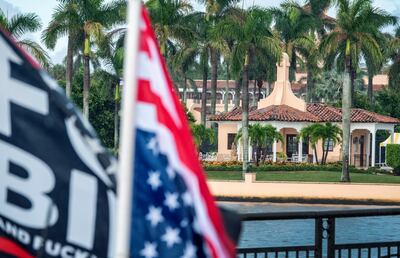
[0, 2, 237, 258]
[0, 29, 117, 258]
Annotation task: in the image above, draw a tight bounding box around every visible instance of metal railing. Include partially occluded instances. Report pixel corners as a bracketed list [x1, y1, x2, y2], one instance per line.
[237, 208, 400, 258]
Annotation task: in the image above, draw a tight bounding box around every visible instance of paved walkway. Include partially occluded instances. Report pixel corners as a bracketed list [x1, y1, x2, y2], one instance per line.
[207, 173, 400, 203]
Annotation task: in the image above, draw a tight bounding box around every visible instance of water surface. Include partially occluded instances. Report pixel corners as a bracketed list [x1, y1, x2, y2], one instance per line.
[219, 202, 400, 248]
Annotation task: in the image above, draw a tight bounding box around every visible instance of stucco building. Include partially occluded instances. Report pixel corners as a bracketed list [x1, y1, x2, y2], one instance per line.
[207, 54, 399, 168]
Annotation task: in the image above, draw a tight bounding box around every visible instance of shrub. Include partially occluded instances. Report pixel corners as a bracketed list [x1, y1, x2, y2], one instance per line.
[387, 144, 400, 175]
[202, 161, 363, 173]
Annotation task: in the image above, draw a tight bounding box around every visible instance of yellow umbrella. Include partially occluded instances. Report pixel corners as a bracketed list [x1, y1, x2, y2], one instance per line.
[380, 133, 400, 147]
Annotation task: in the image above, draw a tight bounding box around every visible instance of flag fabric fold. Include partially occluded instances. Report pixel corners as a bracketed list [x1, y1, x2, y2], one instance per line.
[121, 6, 236, 258]
[0, 29, 117, 258]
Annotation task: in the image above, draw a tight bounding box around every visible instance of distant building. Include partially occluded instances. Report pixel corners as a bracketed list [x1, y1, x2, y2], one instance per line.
[203, 54, 399, 168]
[180, 71, 390, 124]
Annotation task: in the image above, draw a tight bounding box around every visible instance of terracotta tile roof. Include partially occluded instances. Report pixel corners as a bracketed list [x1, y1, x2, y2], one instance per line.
[209, 105, 320, 122]
[209, 103, 399, 124]
[306, 103, 342, 122]
[307, 103, 400, 124]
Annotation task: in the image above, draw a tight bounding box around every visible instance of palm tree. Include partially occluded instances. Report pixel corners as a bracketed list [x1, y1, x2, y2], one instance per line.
[303, 0, 335, 37]
[296, 34, 321, 102]
[300, 123, 342, 165]
[146, 0, 194, 58]
[0, 9, 50, 67]
[270, 2, 315, 82]
[191, 124, 215, 150]
[386, 27, 400, 91]
[198, 0, 239, 116]
[42, 1, 81, 98]
[319, 122, 342, 164]
[299, 124, 323, 164]
[172, 42, 198, 105]
[237, 124, 283, 166]
[215, 7, 281, 173]
[98, 33, 124, 152]
[320, 0, 396, 182]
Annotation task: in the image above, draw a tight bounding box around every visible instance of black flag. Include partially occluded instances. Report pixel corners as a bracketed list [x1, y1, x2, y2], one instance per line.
[0, 30, 117, 257]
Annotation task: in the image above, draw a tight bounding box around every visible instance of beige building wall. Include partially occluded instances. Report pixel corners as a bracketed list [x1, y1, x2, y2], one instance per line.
[217, 123, 238, 155]
[362, 74, 388, 85]
[315, 139, 342, 163]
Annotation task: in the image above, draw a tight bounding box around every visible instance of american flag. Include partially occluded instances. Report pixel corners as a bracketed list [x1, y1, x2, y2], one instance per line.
[122, 6, 235, 258]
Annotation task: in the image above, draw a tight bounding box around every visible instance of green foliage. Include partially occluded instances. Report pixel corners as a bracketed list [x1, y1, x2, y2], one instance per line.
[236, 124, 283, 166]
[0, 8, 50, 67]
[190, 124, 215, 150]
[374, 88, 400, 120]
[69, 67, 115, 149]
[299, 123, 342, 165]
[203, 162, 363, 173]
[387, 144, 400, 174]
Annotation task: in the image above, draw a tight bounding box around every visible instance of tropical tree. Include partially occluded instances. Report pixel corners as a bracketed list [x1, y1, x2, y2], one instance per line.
[303, 0, 335, 37]
[42, 1, 81, 98]
[270, 1, 315, 82]
[0, 9, 50, 67]
[191, 124, 215, 150]
[299, 123, 342, 165]
[215, 7, 281, 172]
[172, 42, 198, 104]
[296, 34, 321, 102]
[146, 0, 194, 58]
[198, 0, 239, 116]
[237, 124, 283, 166]
[320, 0, 396, 182]
[386, 27, 400, 91]
[97, 33, 124, 152]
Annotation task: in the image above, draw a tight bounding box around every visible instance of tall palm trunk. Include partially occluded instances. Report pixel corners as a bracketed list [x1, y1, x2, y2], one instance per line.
[183, 75, 187, 104]
[367, 73, 373, 106]
[83, 36, 91, 118]
[114, 84, 120, 154]
[234, 77, 241, 107]
[252, 79, 257, 107]
[313, 144, 319, 165]
[350, 63, 356, 107]
[306, 70, 313, 102]
[201, 65, 208, 126]
[242, 52, 251, 173]
[257, 80, 262, 101]
[66, 33, 74, 98]
[341, 41, 352, 182]
[289, 48, 296, 82]
[224, 62, 230, 112]
[210, 48, 218, 115]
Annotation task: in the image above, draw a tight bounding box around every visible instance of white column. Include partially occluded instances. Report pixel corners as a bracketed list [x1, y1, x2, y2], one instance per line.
[313, 150, 317, 164]
[391, 128, 395, 143]
[298, 137, 303, 163]
[371, 131, 376, 167]
[366, 133, 370, 167]
[273, 141, 277, 163]
[349, 131, 353, 165]
[237, 142, 241, 161]
[249, 145, 253, 161]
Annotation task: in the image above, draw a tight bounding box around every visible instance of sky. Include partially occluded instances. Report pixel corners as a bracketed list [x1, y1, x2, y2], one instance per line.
[1, 0, 400, 65]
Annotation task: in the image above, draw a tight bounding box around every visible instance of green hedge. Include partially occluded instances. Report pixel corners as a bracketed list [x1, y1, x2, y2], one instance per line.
[203, 164, 370, 173]
[387, 144, 400, 175]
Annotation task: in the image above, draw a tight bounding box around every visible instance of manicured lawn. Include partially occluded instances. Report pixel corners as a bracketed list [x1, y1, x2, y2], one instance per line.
[206, 171, 243, 180]
[206, 171, 400, 184]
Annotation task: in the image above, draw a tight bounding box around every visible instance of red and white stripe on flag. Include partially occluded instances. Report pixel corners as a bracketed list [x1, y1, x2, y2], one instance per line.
[134, 6, 236, 258]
